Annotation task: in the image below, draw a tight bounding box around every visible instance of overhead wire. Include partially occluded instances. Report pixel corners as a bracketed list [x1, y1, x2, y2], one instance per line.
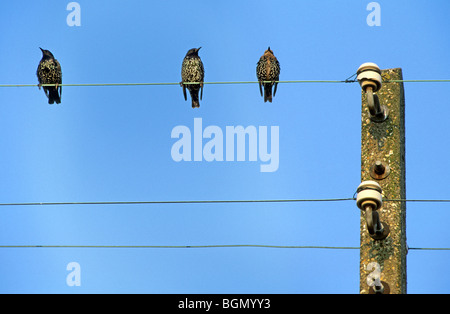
[0, 245, 448, 250]
[0, 244, 360, 250]
[0, 197, 449, 207]
[1, 196, 447, 250]
[0, 80, 356, 88]
[0, 198, 355, 207]
[0, 79, 449, 88]
[0, 78, 449, 252]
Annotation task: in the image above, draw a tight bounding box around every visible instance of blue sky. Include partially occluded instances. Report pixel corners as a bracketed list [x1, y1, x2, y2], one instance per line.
[0, 0, 449, 294]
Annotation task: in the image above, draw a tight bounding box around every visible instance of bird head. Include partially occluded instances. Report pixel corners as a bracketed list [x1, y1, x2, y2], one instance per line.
[39, 47, 55, 59]
[186, 47, 201, 57]
[265, 47, 274, 55]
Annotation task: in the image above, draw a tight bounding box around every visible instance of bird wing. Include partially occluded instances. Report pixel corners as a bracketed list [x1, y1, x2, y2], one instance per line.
[56, 60, 62, 99]
[256, 59, 265, 96]
[200, 60, 205, 100]
[182, 83, 187, 100]
[273, 59, 280, 96]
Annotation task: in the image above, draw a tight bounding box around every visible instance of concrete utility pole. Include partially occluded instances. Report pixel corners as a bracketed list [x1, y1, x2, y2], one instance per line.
[359, 67, 407, 294]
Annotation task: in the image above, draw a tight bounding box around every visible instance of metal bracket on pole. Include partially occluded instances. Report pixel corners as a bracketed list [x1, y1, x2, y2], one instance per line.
[356, 181, 390, 241]
[357, 63, 389, 123]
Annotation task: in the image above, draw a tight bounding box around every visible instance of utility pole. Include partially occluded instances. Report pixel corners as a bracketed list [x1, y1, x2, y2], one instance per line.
[358, 66, 407, 294]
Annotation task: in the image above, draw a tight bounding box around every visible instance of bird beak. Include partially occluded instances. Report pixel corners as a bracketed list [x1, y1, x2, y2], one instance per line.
[39, 47, 44, 53]
[197, 47, 202, 52]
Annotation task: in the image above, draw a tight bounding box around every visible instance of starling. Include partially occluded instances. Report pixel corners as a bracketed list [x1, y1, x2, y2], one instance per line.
[256, 47, 280, 103]
[181, 47, 204, 108]
[37, 48, 62, 104]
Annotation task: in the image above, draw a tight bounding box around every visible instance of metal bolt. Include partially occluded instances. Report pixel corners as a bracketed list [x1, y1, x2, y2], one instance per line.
[370, 160, 390, 180]
[374, 160, 385, 175]
[374, 283, 385, 294]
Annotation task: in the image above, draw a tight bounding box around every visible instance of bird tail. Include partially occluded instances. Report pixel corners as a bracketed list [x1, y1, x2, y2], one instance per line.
[48, 88, 61, 104]
[190, 88, 200, 108]
[264, 84, 272, 103]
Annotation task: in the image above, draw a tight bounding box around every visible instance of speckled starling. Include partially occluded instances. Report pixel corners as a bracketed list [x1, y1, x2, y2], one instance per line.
[181, 47, 204, 108]
[37, 48, 62, 104]
[256, 47, 280, 103]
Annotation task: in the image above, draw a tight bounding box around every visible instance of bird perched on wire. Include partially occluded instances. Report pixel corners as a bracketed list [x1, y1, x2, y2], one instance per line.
[256, 47, 280, 103]
[37, 48, 62, 104]
[181, 47, 204, 108]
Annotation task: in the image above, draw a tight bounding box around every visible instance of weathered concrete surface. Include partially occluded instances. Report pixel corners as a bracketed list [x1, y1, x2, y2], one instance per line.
[360, 68, 407, 294]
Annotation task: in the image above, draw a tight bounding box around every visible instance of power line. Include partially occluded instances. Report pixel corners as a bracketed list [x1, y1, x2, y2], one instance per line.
[0, 244, 360, 249]
[0, 198, 355, 207]
[0, 79, 449, 88]
[385, 79, 450, 83]
[0, 197, 449, 207]
[0, 80, 355, 88]
[408, 247, 450, 251]
[0, 244, 448, 250]
[384, 199, 450, 203]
